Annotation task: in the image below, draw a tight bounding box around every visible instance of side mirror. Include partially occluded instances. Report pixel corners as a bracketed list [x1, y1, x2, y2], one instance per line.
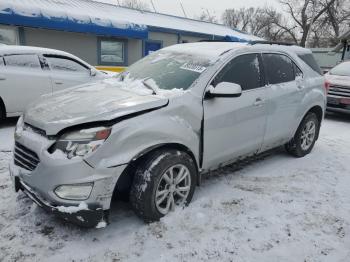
[90, 68, 98, 77]
[206, 82, 242, 99]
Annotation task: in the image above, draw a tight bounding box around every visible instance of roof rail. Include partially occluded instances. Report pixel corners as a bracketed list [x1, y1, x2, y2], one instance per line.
[249, 41, 296, 46]
[198, 40, 297, 46]
[198, 39, 239, 42]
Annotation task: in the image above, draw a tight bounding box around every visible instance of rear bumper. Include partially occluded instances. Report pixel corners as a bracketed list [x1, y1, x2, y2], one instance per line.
[15, 176, 104, 227]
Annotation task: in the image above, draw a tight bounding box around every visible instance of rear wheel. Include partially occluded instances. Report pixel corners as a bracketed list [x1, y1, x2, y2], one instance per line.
[130, 149, 197, 222]
[285, 112, 320, 157]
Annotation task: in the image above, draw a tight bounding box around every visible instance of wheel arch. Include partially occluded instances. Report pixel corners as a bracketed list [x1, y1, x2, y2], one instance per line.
[298, 105, 324, 139]
[112, 143, 199, 201]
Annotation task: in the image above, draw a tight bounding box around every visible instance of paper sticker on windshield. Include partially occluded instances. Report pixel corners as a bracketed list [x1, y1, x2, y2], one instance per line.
[180, 63, 207, 73]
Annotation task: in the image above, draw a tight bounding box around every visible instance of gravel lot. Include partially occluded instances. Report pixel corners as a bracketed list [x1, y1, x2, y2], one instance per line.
[0, 114, 350, 262]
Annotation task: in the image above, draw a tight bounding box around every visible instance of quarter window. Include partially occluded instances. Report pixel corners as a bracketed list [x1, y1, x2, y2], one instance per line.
[4, 54, 41, 68]
[294, 63, 303, 79]
[99, 39, 126, 65]
[212, 54, 263, 91]
[45, 56, 88, 73]
[262, 54, 295, 84]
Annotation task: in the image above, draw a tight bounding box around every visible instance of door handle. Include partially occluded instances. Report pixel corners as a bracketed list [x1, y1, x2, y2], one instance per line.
[54, 81, 63, 85]
[0, 76, 6, 81]
[253, 98, 264, 107]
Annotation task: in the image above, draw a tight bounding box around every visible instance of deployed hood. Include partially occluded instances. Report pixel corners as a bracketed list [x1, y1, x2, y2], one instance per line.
[326, 74, 350, 88]
[24, 79, 170, 135]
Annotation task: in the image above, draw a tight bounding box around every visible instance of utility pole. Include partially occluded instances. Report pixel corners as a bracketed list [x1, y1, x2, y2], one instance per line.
[180, 1, 187, 18]
[150, 0, 157, 12]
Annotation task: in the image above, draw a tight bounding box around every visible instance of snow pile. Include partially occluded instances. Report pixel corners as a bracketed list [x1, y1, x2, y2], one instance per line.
[0, 115, 350, 261]
[56, 202, 89, 214]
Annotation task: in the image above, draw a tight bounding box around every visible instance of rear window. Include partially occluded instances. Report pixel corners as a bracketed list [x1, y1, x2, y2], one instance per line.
[4, 54, 41, 69]
[297, 53, 322, 75]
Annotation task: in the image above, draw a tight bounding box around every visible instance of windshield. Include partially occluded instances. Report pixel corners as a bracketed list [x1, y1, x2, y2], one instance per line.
[119, 50, 211, 91]
[330, 61, 350, 77]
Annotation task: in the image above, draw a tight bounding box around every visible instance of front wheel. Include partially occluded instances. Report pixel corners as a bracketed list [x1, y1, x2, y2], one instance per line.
[130, 149, 197, 222]
[285, 112, 320, 158]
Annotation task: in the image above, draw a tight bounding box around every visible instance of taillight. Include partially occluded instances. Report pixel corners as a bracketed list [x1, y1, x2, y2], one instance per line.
[324, 81, 330, 94]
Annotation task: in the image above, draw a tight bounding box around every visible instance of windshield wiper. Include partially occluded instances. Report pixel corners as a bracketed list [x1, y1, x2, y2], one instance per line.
[142, 78, 158, 95]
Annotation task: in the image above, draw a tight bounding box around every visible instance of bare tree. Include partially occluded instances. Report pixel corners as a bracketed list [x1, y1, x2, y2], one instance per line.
[197, 10, 218, 23]
[222, 7, 296, 42]
[279, 0, 338, 47]
[120, 0, 150, 11]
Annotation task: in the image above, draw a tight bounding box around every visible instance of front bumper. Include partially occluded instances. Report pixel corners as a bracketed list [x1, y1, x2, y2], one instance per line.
[10, 129, 127, 227]
[327, 96, 350, 114]
[15, 176, 104, 227]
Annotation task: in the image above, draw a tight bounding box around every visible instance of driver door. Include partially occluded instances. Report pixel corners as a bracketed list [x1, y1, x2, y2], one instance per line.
[203, 53, 268, 170]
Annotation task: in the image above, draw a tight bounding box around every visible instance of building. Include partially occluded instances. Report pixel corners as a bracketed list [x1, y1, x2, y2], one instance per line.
[333, 29, 350, 61]
[0, 0, 260, 72]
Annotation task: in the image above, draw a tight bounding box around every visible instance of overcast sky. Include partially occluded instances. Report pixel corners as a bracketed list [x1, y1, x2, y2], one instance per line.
[98, 0, 283, 21]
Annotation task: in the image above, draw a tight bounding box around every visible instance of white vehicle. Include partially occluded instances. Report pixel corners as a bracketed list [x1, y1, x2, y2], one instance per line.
[11, 41, 326, 227]
[0, 46, 112, 119]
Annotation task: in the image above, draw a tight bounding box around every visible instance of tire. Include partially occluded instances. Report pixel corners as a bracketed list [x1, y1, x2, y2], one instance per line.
[0, 98, 5, 122]
[130, 149, 197, 223]
[285, 112, 320, 158]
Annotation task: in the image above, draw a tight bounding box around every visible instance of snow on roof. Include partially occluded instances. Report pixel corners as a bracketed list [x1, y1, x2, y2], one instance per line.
[164, 42, 249, 61]
[0, 0, 260, 41]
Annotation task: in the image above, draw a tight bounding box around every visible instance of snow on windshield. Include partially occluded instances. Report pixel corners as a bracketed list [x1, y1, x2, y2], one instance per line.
[120, 50, 211, 91]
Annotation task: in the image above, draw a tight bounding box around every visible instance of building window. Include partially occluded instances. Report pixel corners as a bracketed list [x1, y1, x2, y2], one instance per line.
[0, 26, 19, 45]
[98, 38, 127, 66]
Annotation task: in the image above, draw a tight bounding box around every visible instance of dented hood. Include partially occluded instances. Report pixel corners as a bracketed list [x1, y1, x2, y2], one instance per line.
[24, 79, 169, 135]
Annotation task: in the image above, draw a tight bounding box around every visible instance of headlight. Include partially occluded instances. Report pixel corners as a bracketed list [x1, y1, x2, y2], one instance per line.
[53, 127, 111, 159]
[54, 183, 93, 200]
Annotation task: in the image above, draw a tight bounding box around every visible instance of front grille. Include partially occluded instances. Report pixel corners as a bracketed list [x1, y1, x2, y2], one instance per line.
[328, 85, 350, 98]
[14, 142, 40, 171]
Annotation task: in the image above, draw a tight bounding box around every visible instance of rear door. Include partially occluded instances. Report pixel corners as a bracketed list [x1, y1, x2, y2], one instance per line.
[261, 53, 304, 151]
[203, 53, 268, 170]
[2, 54, 52, 114]
[44, 55, 93, 91]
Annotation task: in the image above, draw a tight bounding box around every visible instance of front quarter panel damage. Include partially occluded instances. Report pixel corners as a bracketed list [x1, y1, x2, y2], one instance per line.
[85, 94, 203, 170]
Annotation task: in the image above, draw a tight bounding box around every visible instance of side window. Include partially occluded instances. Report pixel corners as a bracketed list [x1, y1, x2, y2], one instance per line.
[4, 54, 41, 69]
[262, 54, 294, 84]
[212, 54, 262, 91]
[45, 56, 88, 73]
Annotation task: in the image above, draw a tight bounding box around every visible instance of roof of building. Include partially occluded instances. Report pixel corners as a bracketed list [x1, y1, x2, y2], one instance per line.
[0, 0, 261, 41]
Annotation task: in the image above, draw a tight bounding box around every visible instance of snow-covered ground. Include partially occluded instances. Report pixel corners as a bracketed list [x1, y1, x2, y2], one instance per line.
[1, 114, 350, 262]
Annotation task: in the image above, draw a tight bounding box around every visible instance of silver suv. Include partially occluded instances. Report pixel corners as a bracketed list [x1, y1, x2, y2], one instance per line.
[10, 42, 326, 227]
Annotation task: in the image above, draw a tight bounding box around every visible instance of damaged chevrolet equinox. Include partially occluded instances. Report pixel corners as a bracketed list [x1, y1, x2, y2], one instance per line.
[10, 42, 326, 227]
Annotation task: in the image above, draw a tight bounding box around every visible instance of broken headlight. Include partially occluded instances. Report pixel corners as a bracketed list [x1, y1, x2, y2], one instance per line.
[53, 127, 111, 159]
